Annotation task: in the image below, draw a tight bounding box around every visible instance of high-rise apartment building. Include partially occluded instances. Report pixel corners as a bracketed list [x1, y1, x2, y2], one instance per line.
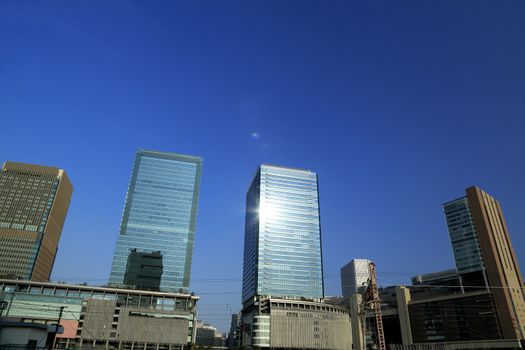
[242, 164, 323, 303]
[340, 258, 372, 297]
[0, 161, 73, 281]
[109, 150, 202, 292]
[443, 186, 525, 340]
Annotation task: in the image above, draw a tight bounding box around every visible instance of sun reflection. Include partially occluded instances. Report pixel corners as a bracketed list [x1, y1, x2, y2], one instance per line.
[259, 201, 278, 221]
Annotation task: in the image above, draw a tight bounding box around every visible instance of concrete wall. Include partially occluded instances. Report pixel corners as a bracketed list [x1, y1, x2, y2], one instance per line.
[117, 307, 190, 344]
[81, 299, 117, 340]
[0, 326, 48, 347]
[270, 308, 352, 350]
[80, 299, 191, 345]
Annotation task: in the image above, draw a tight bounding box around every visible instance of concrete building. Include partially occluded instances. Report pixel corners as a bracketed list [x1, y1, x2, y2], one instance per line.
[411, 269, 461, 287]
[360, 284, 522, 349]
[0, 161, 73, 281]
[195, 321, 225, 349]
[409, 269, 464, 301]
[408, 289, 501, 343]
[408, 267, 514, 343]
[226, 313, 240, 348]
[0, 278, 199, 349]
[330, 186, 525, 349]
[351, 265, 523, 346]
[358, 271, 521, 346]
[109, 150, 202, 293]
[0, 321, 53, 348]
[327, 286, 408, 349]
[241, 296, 352, 350]
[443, 186, 525, 340]
[340, 259, 372, 297]
[389, 340, 522, 350]
[369, 186, 525, 346]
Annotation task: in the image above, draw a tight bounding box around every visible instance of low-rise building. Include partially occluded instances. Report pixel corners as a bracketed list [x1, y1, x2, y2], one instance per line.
[0, 321, 53, 348]
[0, 278, 199, 350]
[241, 296, 352, 350]
[348, 283, 519, 349]
[195, 321, 225, 349]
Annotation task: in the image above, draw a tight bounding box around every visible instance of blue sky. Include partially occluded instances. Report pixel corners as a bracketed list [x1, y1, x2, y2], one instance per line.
[1, 1, 524, 331]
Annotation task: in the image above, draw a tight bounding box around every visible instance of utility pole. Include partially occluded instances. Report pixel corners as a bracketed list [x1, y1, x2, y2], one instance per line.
[350, 294, 365, 350]
[0, 300, 8, 317]
[50, 306, 65, 350]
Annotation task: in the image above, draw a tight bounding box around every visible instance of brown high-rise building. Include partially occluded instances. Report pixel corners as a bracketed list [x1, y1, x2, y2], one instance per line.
[443, 186, 525, 340]
[0, 161, 73, 281]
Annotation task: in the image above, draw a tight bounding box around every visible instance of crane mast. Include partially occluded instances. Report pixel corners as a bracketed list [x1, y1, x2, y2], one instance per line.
[365, 262, 386, 350]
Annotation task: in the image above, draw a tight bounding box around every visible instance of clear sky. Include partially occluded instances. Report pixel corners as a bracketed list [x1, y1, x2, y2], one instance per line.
[1, 1, 524, 332]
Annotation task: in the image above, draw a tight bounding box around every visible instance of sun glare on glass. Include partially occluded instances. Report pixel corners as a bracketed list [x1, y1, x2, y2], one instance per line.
[258, 201, 278, 221]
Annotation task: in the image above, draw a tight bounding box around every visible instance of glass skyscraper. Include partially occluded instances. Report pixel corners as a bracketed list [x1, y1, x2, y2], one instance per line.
[242, 164, 324, 303]
[109, 150, 202, 292]
[443, 196, 485, 274]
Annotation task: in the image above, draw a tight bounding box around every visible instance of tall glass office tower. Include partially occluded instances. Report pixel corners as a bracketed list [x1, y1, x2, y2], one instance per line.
[443, 196, 485, 274]
[109, 150, 202, 292]
[242, 165, 324, 303]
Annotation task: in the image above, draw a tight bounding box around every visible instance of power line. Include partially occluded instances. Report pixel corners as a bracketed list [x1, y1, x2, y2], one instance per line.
[49, 270, 464, 283]
[63, 307, 98, 341]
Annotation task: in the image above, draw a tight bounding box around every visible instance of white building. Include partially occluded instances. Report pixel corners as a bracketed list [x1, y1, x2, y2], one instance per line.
[340, 259, 372, 297]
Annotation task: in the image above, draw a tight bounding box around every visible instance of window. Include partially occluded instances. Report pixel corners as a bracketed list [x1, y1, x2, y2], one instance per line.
[42, 288, 54, 295]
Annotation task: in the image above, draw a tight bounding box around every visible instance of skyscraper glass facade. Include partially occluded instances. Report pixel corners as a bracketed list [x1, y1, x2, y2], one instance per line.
[109, 150, 202, 292]
[242, 165, 323, 303]
[443, 197, 484, 273]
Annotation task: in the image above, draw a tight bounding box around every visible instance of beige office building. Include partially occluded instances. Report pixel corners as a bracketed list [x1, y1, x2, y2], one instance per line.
[464, 186, 525, 340]
[0, 161, 73, 281]
[440, 186, 525, 340]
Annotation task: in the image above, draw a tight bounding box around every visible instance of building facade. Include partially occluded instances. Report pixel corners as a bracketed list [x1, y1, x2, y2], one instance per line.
[227, 313, 240, 348]
[363, 186, 525, 347]
[241, 297, 351, 350]
[0, 161, 73, 281]
[340, 259, 372, 297]
[0, 321, 52, 348]
[123, 249, 164, 291]
[408, 289, 502, 343]
[443, 197, 484, 275]
[195, 321, 226, 349]
[109, 150, 202, 293]
[240, 165, 334, 349]
[411, 269, 460, 288]
[443, 186, 525, 340]
[0, 279, 199, 350]
[242, 165, 323, 303]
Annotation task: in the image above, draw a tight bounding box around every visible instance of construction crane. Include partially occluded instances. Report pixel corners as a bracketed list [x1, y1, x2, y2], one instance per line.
[364, 262, 386, 350]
